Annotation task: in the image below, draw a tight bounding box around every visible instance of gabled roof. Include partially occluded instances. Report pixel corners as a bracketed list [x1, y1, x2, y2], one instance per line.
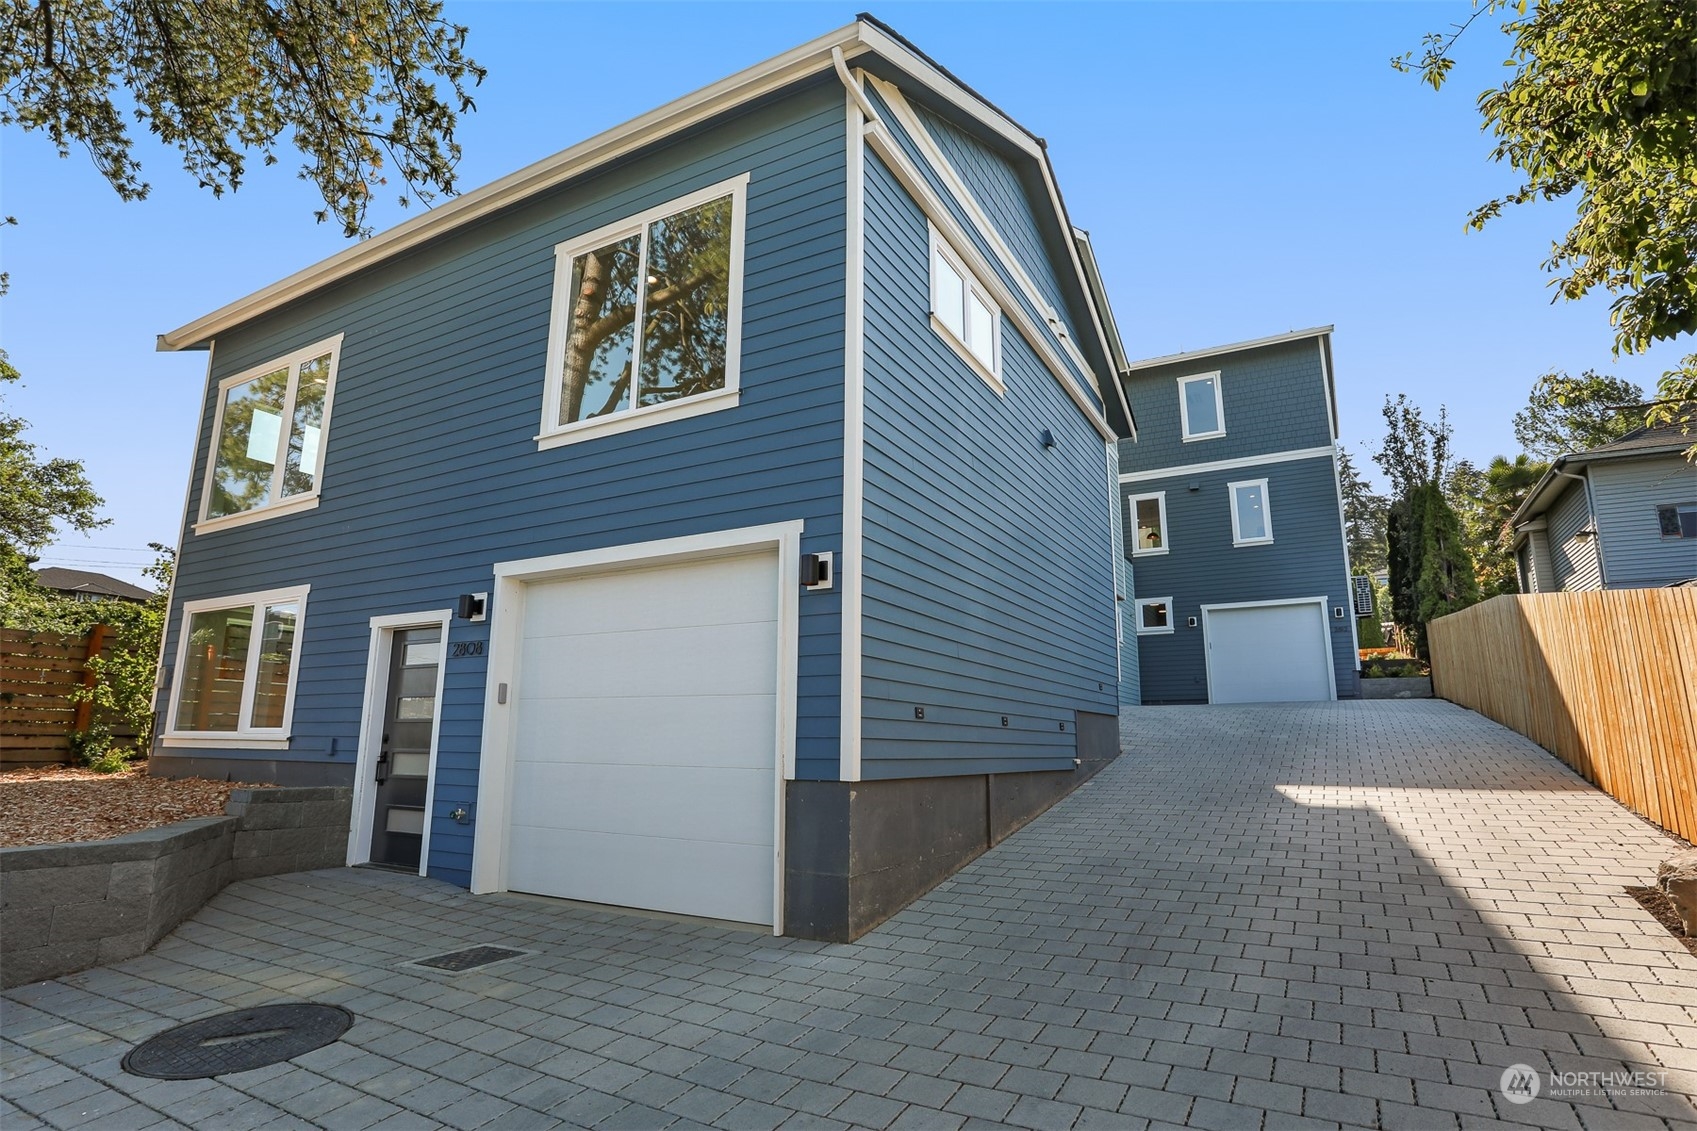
[33, 567, 152, 602]
[1120, 326, 1339, 441]
[155, 15, 1134, 435]
[1510, 422, 1697, 530]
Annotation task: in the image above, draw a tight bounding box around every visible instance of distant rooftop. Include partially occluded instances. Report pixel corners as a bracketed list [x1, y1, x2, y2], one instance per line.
[33, 567, 152, 602]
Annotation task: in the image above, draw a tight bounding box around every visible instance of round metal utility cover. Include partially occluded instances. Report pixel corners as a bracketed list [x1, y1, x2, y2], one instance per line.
[122, 1004, 353, 1079]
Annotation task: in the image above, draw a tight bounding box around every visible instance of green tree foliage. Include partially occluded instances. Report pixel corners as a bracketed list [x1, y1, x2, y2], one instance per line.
[66, 547, 173, 771]
[1398, 0, 1696, 453]
[0, 355, 108, 620]
[0, 0, 484, 237]
[1512, 370, 1645, 459]
[1374, 395, 1479, 657]
[1338, 447, 1388, 574]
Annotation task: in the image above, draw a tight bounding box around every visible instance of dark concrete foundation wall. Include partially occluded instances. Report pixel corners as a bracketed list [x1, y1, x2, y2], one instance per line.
[786, 711, 1119, 941]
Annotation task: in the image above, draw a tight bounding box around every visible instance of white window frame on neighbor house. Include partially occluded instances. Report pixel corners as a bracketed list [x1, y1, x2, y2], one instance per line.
[537, 174, 749, 450]
[163, 584, 310, 749]
[1178, 371, 1225, 441]
[1657, 501, 1697, 539]
[1228, 477, 1274, 546]
[1128, 490, 1169, 557]
[1135, 596, 1174, 635]
[928, 224, 1003, 392]
[196, 335, 344, 533]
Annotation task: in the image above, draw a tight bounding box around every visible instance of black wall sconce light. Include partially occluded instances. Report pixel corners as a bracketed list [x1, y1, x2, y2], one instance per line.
[1039, 428, 1056, 449]
[457, 592, 487, 622]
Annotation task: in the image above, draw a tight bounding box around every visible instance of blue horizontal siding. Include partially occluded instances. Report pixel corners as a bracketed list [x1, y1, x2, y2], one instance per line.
[1591, 457, 1697, 588]
[1120, 338, 1334, 473]
[1125, 454, 1357, 703]
[157, 79, 849, 887]
[1549, 477, 1602, 592]
[859, 148, 1118, 780]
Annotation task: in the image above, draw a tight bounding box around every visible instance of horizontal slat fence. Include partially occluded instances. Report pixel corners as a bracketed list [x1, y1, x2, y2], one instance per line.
[1428, 590, 1697, 842]
[0, 627, 135, 767]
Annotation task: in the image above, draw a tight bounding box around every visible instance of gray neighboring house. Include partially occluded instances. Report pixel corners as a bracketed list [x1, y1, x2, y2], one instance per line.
[1511, 423, 1697, 593]
[32, 567, 151, 603]
[1117, 327, 1360, 705]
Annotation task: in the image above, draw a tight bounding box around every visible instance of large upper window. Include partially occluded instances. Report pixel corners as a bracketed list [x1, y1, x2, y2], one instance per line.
[166, 586, 308, 745]
[1657, 502, 1696, 539]
[200, 336, 342, 530]
[1129, 491, 1168, 556]
[1178, 371, 1225, 441]
[539, 176, 748, 447]
[1229, 478, 1273, 546]
[929, 226, 1001, 390]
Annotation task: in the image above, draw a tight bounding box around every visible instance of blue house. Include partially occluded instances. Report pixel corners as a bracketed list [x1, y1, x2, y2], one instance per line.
[1510, 424, 1697, 593]
[147, 17, 1135, 940]
[1116, 328, 1360, 704]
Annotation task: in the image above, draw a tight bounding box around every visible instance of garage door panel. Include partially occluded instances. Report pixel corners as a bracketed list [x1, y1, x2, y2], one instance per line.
[523, 554, 777, 636]
[513, 694, 774, 770]
[507, 547, 779, 926]
[519, 622, 777, 698]
[1207, 602, 1333, 704]
[509, 763, 772, 843]
[506, 827, 772, 925]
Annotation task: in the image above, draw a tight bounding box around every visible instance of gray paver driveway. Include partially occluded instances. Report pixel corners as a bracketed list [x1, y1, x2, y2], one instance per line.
[4, 701, 1696, 1130]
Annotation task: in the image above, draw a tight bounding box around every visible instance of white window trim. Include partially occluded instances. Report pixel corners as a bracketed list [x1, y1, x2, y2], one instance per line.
[928, 224, 1003, 394]
[1657, 501, 1697, 540]
[1229, 477, 1274, 546]
[537, 174, 749, 450]
[162, 584, 310, 748]
[1128, 490, 1169, 557]
[1178, 370, 1226, 442]
[1135, 596, 1174, 635]
[195, 335, 344, 534]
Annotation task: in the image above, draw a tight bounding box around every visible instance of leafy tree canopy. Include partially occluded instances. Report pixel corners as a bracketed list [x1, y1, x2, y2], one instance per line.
[0, 0, 485, 237]
[1512, 370, 1645, 460]
[0, 355, 106, 557]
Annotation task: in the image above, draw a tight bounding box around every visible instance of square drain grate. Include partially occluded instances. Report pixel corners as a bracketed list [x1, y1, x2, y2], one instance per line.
[410, 944, 531, 973]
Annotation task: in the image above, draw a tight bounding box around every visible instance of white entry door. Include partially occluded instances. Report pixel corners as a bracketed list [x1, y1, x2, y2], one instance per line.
[506, 550, 779, 925]
[1203, 600, 1336, 704]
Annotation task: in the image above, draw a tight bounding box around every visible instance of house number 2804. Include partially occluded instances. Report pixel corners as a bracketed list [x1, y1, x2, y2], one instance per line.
[450, 641, 484, 658]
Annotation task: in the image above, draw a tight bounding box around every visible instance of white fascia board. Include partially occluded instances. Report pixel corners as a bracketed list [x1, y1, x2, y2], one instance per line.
[1124, 326, 1337, 373]
[159, 22, 870, 351]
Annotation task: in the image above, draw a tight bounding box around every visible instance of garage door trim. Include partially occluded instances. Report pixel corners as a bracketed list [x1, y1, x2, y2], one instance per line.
[470, 520, 804, 934]
[1199, 596, 1336, 704]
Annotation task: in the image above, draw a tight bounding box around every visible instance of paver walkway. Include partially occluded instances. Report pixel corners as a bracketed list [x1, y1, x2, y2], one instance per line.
[3, 701, 1695, 1130]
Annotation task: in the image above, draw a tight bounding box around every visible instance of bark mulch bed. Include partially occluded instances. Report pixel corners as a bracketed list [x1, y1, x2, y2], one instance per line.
[0, 765, 274, 849]
[1626, 886, 1697, 958]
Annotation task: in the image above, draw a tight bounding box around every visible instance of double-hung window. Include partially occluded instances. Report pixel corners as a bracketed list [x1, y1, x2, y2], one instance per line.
[1178, 371, 1225, 441]
[929, 226, 1001, 390]
[1129, 491, 1168, 556]
[199, 336, 342, 530]
[165, 586, 308, 747]
[1657, 502, 1697, 539]
[1135, 597, 1173, 635]
[1229, 478, 1273, 546]
[539, 175, 748, 447]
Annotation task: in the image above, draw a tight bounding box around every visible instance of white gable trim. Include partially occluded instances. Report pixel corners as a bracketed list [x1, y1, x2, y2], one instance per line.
[1118, 445, 1336, 484]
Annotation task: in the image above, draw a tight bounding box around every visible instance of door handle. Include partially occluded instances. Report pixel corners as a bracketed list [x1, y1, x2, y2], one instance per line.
[375, 749, 390, 785]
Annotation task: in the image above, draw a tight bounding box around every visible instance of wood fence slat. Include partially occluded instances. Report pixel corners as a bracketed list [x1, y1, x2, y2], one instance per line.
[1430, 590, 1697, 842]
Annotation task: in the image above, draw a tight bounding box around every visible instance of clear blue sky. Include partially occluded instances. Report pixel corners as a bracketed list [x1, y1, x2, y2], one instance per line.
[3, 2, 1685, 584]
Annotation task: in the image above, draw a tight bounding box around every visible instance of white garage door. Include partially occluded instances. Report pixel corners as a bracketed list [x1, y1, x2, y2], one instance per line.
[1204, 601, 1335, 704]
[507, 550, 778, 925]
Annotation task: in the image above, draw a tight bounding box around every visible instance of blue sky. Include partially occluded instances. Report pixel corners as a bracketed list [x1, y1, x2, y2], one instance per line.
[2, 1, 1686, 584]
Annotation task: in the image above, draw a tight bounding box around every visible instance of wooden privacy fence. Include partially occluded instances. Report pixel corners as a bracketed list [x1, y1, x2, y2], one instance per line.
[0, 626, 136, 767]
[1428, 590, 1697, 843]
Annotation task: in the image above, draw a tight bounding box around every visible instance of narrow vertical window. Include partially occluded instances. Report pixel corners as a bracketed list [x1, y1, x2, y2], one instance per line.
[1178, 372, 1225, 440]
[1129, 492, 1168, 556]
[1229, 478, 1273, 545]
[928, 226, 1001, 388]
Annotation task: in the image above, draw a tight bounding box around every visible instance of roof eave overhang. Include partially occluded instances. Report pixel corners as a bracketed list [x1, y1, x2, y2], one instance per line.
[1123, 326, 1336, 373]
